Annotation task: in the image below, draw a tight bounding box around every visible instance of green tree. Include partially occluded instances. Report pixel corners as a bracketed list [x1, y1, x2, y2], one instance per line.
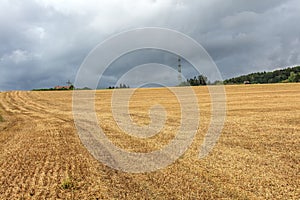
[288, 72, 296, 82]
[294, 72, 300, 82]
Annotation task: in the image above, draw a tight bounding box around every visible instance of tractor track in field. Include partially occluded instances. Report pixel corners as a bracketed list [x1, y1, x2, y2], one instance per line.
[0, 91, 104, 198]
[0, 90, 162, 199]
[3, 91, 73, 123]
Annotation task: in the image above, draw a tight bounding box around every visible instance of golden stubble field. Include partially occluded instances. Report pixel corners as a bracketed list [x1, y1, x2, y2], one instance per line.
[0, 83, 299, 199]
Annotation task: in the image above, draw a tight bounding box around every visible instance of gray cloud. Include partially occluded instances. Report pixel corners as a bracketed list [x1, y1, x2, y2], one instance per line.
[0, 0, 300, 90]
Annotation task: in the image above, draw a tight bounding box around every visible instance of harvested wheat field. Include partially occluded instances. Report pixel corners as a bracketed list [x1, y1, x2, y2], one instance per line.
[0, 83, 299, 199]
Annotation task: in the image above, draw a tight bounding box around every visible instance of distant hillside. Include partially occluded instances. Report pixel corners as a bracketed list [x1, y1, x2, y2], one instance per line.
[224, 66, 300, 84]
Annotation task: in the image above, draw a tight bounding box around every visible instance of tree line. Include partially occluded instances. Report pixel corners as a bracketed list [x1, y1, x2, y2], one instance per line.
[107, 83, 130, 89]
[179, 75, 209, 86]
[32, 85, 74, 91]
[223, 66, 300, 84]
[179, 66, 300, 86]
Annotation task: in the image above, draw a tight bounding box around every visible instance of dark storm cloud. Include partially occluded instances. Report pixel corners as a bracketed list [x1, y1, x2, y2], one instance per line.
[0, 0, 299, 90]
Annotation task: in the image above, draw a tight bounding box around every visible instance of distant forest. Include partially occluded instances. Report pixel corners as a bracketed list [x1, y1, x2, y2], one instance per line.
[106, 83, 130, 89]
[223, 66, 300, 84]
[180, 75, 208, 86]
[182, 66, 300, 86]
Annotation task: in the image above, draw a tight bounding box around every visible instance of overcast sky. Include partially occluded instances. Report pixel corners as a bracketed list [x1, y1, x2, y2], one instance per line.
[0, 0, 300, 90]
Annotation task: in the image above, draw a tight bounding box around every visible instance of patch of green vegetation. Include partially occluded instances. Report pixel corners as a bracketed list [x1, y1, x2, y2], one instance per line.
[32, 85, 75, 91]
[224, 66, 300, 84]
[0, 114, 4, 122]
[61, 176, 75, 190]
